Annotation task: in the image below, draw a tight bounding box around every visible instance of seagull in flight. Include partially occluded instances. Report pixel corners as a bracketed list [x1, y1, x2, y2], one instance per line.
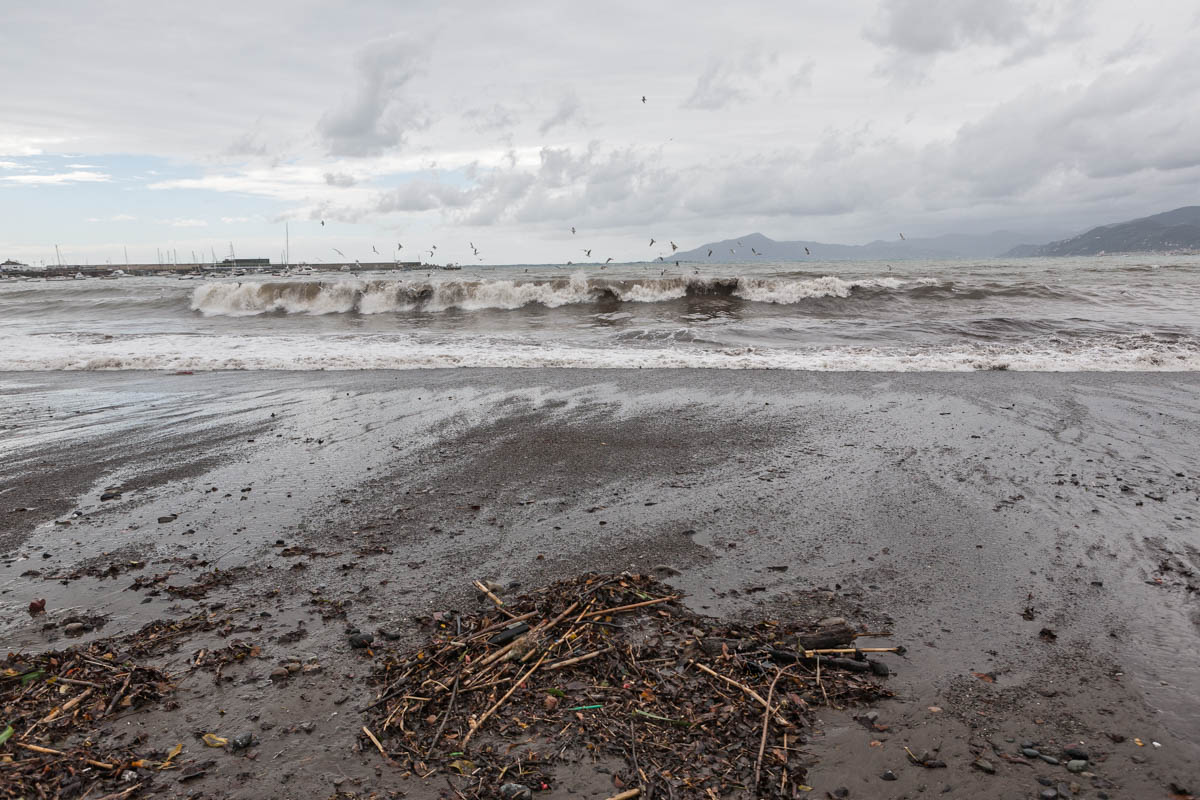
[641, 96, 647, 103]
[649, 238, 656, 247]
[372, 245, 379, 255]
[397, 243, 403, 250]
[751, 248, 760, 255]
[899, 232, 906, 240]
[670, 241, 678, 252]
[729, 248, 735, 255]
[571, 226, 576, 234]
[737, 240, 743, 246]
[332, 248, 345, 257]
[605, 257, 613, 264]
[582, 248, 592, 257]
[804, 247, 810, 255]
[707, 249, 713, 257]
[320, 220, 325, 227]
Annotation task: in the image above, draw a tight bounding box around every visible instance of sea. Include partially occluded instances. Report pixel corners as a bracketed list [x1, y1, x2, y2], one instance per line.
[3, 255, 1200, 371]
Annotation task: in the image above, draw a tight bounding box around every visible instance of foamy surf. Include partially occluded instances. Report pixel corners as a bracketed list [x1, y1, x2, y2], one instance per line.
[4, 332, 1199, 372]
[190, 273, 931, 316]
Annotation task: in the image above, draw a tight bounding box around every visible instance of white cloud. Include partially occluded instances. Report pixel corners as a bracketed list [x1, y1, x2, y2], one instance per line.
[220, 216, 252, 223]
[2, 170, 110, 184]
[161, 218, 208, 227]
[537, 90, 583, 134]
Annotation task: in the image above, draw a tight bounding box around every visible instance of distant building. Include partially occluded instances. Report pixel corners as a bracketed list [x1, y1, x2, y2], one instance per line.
[220, 258, 270, 267]
[1, 258, 28, 271]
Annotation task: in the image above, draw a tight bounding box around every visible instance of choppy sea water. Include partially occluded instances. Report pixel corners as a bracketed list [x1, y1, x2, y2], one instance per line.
[3, 255, 1200, 371]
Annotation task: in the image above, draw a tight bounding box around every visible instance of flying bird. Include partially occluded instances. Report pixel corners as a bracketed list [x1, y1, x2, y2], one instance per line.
[582, 249, 591, 257]
[737, 240, 743, 246]
[670, 241, 678, 252]
[751, 248, 760, 255]
[899, 232, 905, 240]
[571, 226, 576, 234]
[804, 247, 810, 255]
[320, 220, 325, 227]
[729, 249, 735, 255]
[707, 249, 713, 257]
[605, 257, 613, 264]
[332, 248, 345, 257]
[372, 245, 379, 255]
[397, 243, 403, 250]
[649, 238, 655, 247]
[641, 96, 647, 103]
[432, 244, 437, 249]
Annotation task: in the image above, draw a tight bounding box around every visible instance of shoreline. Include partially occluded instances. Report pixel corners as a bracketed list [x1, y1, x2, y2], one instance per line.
[2, 369, 1198, 797]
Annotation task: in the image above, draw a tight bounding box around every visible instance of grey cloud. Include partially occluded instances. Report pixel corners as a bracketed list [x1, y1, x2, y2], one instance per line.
[787, 61, 815, 92]
[865, 0, 1033, 55]
[537, 90, 583, 135]
[324, 171, 357, 187]
[226, 131, 269, 157]
[463, 103, 517, 132]
[928, 45, 1200, 202]
[318, 35, 428, 157]
[375, 178, 474, 213]
[683, 50, 780, 110]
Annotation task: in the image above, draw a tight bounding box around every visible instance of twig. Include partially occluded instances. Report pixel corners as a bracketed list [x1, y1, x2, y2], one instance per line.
[473, 580, 516, 618]
[93, 784, 143, 800]
[462, 651, 550, 750]
[605, 790, 642, 800]
[544, 646, 614, 671]
[14, 742, 114, 769]
[105, 671, 133, 716]
[425, 676, 459, 754]
[754, 666, 791, 793]
[580, 596, 677, 619]
[362, 725, 390, 761]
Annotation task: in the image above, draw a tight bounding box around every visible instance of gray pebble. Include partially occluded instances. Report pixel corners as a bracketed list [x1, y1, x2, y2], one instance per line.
[1066, 760, 1087, 773]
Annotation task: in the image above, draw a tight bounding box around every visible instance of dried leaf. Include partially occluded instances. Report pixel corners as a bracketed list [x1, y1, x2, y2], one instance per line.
[971, 672, 995, 683]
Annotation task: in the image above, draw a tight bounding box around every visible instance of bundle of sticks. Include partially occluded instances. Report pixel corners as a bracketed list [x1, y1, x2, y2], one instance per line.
[363, 573, 899, 799]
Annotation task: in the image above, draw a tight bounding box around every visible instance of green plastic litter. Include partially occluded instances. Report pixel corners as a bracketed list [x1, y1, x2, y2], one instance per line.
[0, 725, 13, 745]
[568, 704, 603, 711]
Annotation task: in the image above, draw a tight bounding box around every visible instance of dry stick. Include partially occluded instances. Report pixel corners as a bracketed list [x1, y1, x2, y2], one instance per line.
[362, 725, 391, 761]
[105, 671, 133, 716]
[465, 611, 538, 640]
[40, 687, 93, 724]
[754, 666, 792, 794]
[816, 655, 830, 706]
[690, 662, 769, 709]
[544, 646, 615, 671]
[92, 784, 143, 800]
[14, 742, 114, 770]
[473, 580, 517, 618]
[462, 651, 550, 750]
[803, 647, 901, 656]
[51, 676, 103, 689]
[605, 790, 642, 800]
[579, 596, 677, 620]
[425, 676, 459, 755]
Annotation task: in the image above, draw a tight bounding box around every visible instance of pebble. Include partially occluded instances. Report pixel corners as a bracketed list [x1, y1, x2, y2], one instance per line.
[1023, 747, 1041, 758]
[285, 662, 301, 673]
[1039, 754, 1060, 765]
[100, 492, 121, 501]
[270, 667, 289, 680]
[1040, 790, 1058, 800]
[818, 616, 846, 627]
[972, 758, 996, 774]
[880, 770, 897, 781]
[1038, 777, 1054, 786]
[499, 783, 532, 800]
[230, 732, 254, 750]
[349, 632, 374, 648]
[1066, 760, 1087, 773]
[157, 514, 177, 524]
[1062, 747, 1088, 760]
[63, 622, 86, 636]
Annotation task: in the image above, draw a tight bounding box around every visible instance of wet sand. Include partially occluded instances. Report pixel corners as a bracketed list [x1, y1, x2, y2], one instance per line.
[2, 369, 1198, 798]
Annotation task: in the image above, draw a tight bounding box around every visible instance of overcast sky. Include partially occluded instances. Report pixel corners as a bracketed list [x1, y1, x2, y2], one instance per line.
[3, 0, 1199, 266]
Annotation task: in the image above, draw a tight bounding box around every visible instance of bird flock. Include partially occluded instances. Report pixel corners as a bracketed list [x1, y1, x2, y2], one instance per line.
[308, 97, 912, 270]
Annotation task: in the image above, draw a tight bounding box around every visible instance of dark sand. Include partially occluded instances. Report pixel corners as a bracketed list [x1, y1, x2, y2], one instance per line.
[2, 370, 1198, 799]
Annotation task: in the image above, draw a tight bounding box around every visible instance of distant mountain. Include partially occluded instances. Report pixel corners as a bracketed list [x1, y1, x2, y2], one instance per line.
[1004, 206, 1200, 256]
[674, 229, 1064, 263]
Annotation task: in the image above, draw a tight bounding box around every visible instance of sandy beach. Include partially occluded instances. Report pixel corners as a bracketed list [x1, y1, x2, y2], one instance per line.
[2, 369, 1198, 799]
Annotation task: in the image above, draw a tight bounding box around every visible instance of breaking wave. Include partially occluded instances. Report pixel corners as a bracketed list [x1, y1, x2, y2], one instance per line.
[190, 274, 938, 316]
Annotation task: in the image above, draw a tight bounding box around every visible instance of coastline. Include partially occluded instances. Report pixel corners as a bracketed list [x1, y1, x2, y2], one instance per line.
[2, 369, 1198, 798]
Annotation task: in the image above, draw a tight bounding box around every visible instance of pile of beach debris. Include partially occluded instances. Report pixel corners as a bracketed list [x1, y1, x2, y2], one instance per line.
[363, 573, 899, 799]
[0, 645, 174, 799]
